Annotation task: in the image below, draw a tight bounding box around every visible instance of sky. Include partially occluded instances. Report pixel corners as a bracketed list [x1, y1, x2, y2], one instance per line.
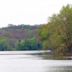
[0, 0, 72, 27]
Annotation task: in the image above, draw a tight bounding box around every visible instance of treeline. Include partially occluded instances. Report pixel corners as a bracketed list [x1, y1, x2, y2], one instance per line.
[38, 5, 72, 56]
[0, 37, 42, 51]
[16, 38, 42, 50]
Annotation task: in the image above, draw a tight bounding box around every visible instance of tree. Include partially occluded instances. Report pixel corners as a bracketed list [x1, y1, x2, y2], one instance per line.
[16, 38, 42, 50]
[38, 5, 72, 55]
[0, 37, 8, 51]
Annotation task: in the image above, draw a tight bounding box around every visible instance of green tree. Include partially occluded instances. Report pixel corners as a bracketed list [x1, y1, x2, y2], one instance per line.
[0, 37, 8, 51]
[38, 5, 72, 55]
[16, 38, 42, 50]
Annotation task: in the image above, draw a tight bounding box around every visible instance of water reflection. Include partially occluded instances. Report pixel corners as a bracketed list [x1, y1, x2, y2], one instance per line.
[46, 66, 72, 72]
[0, 51, 72, 72]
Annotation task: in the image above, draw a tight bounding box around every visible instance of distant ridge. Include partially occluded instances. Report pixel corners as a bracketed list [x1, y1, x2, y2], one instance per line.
[0, 24, 42, 49]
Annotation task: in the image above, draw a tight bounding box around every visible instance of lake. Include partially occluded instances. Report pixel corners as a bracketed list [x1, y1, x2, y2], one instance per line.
[0, 51, 72, 72]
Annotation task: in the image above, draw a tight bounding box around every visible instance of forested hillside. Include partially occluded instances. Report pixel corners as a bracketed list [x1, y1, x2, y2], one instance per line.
[0, 24, 42, 50]
[0, 4, 72, 58]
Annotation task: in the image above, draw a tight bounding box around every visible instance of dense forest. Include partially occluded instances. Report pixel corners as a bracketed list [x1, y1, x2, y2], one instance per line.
[0, 5, 72, 56]
[38, 5, 72, 56]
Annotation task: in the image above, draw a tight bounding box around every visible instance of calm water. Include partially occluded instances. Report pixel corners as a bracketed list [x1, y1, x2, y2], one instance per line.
[0, 51, 72, 72]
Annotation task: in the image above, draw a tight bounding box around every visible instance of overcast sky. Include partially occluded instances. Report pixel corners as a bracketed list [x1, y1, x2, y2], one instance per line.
[0, 0, 72, 27]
